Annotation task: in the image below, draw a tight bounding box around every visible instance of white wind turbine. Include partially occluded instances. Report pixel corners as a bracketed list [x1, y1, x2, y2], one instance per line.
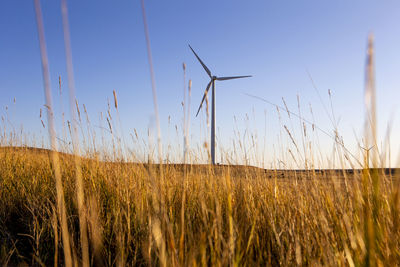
[189, 45, 251, 165]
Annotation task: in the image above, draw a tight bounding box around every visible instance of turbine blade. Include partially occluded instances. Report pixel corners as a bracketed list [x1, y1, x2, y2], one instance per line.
[189, 45, 212, 78]
[216, 75, 252, 81]
[196, 81, 212, 117]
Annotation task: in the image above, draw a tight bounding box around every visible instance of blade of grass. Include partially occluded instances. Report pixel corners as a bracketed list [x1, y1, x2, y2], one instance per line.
[60, 0, 90, 266]
[33, 0, 72, 266]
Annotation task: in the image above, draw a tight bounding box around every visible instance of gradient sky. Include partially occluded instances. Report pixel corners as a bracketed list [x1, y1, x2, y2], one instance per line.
[1, 0, 400, 168]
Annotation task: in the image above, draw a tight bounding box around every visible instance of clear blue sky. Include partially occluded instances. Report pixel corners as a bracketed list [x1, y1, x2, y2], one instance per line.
[1, 0, 399, 167]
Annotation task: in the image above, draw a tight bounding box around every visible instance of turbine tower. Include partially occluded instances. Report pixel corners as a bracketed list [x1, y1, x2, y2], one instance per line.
[189, 45, 251, 165]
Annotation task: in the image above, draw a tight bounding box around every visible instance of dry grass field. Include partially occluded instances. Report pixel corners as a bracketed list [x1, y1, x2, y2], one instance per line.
[1, 2, 398, 266]
[1, 146, 399, 266]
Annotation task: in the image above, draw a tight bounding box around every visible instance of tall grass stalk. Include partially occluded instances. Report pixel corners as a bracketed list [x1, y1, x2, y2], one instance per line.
[58, 76, 68, 150]
[140, 0, 163, 167]
[33, 0, 72, 266]
[182, 63, 188, 164]
[362, 33, 382, 266]
[364, 34, 378, 168]
[61, 0, 90, 266]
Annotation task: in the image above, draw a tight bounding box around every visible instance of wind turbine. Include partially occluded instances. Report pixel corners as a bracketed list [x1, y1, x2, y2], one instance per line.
[189, 45, 251, 165]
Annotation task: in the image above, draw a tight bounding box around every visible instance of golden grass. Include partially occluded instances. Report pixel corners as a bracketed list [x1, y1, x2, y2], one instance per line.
[5, 4, 397, 265]
[0, 146, 399, 266]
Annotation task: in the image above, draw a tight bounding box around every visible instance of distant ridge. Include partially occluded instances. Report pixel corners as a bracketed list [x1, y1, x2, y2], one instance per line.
[1, 146, 398, 179]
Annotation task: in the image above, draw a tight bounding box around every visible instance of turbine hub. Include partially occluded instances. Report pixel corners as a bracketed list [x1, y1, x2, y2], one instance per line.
[212, 76, 217, 80]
